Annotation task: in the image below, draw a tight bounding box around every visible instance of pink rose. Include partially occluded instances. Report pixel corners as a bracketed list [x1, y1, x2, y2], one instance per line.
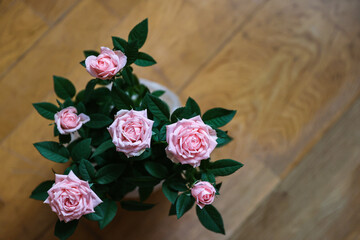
[107, 110, 154, 157]
[191, 181, 216, 209]
[85, 46, 127, 80]
[165, 116, 217, 167]
[54, 106, 90, 135]
[44, 171, 102, 222]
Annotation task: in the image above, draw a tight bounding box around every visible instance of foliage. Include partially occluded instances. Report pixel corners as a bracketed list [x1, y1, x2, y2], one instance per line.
[30, 18, 241, 239]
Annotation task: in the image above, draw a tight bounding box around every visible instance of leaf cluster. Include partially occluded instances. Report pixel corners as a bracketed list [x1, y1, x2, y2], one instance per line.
[30, 18, 242, 239]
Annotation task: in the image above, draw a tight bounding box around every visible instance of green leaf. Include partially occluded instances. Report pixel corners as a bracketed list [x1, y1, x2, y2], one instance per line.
[111, 84, 133, 110]
[152, 128, 159, 142]
[128, 18, 148, 49]
[59, 134, 71, 144]
[159, 125, 167, 141]
[64, 164, 79, 176]
[201, 172, 216, 183]
[143, 93, 170, 122]
[29, 180, 54, 201]
[53, 76, 76, 100]
[91, 139, 114, 158]
[121, 200, 155, 211]
[209, 159, 243, 176]
[71, 138, 92, 162]
[134, 52, 156, 66]
[169, 202, 177, 216]
[54, 124, 60, 137]
[75, 90, 85, 103]
[176, 193, 195, 219]
[86, 113, 113, 129]
[83, 79, 97, 103]
[170, 107, 185, 122]
[112, 36, 127, 52]
[63, 98, 74, 108]
[162, 181, 178, 204]
[80, 60, 86, 68]
[33, 102, 59, 120]
[33, 141, 70, 163]
[83, 50, 99, 58]
[95, 164, 126, 184]
[215, 129, 233, 147]
[144, 162, 168, 179]
[85, 205, 104, 221]
[54, 219, 79, 240]
[121, 66, 134, 86]
[215, 182, 222, 195]
[151, 90, 165, 97]
[202, 108, 236, 128]
[125, 40, 139, 65]
[170, 97, 201, 122]
[168, 181, 188, 192]
[76, 102, 86, 114]
[196, 205, 225, 234]
[79, 159, 96, 181]
[98, 199, 117, 229]
[130, 148, 152, 161]
[92, 87, 111, 104]
[139, 186, 153, 202]
[125, 176, 160, 187]
[170, 107, 196, 122]
[186, 97, 201, 115]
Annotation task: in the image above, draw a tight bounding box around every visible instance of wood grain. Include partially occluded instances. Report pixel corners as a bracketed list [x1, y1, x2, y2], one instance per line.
[181, 0, 360, 177]
[0, 0, 15, 12]
[232, 93, 360, 240]
[100, 0, 267, 90]
[0, 0, 121, 141]
[23, 0, 78, 24]
[0, 0, 47, 75]
[0, 147, 59, 239]
[0, 0, 359, 239]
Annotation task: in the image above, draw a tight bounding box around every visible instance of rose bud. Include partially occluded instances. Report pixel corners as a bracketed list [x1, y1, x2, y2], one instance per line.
[165, 116, 217, 167]
[191, 181, 216, 209]
[107, 110, 154, 158]
[44, 171, 102, 222]
[54, 106, 90, 135]
[85, 46, 127, 80]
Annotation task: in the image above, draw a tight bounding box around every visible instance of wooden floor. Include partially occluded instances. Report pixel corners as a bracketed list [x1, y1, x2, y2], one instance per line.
[1, 0, 360, 239]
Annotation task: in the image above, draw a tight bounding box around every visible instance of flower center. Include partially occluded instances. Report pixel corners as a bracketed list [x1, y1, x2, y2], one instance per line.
[122, 120, 143, 142]
[62, 113, 79, 128]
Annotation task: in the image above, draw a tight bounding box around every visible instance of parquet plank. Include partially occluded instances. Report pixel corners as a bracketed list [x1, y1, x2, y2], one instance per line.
[0, 147, 60, 239]
[0, 0, 48, 75]
[307, 0, 360, 38]
[1, 0, 360, 239]
[232, 96, 360, 240]
[23, 0, 78, 24]
[101, 0, 267, 90]
[0, 0, 14, 12]
[0, 0, 150, 141]
[180, 0, 360, 177]
[1, 95, 279, 240]
[97, 158, 278, 240]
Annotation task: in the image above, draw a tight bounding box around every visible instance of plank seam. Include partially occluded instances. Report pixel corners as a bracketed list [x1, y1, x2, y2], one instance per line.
[0, 0, 82, 81]
[175, 0, 272, 95]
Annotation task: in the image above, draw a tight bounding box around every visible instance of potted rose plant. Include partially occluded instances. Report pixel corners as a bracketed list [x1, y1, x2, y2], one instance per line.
[30, 19, 243, 240]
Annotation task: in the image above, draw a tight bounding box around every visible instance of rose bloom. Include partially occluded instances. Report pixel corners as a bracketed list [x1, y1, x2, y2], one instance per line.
[44, 171, 102, 222]
[107, 109, 154, 158]
[54, 106, 90, 135]
[165, 116, 217, 167]
[85, 46, 127, 80]
[191, 181, 216, 209]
